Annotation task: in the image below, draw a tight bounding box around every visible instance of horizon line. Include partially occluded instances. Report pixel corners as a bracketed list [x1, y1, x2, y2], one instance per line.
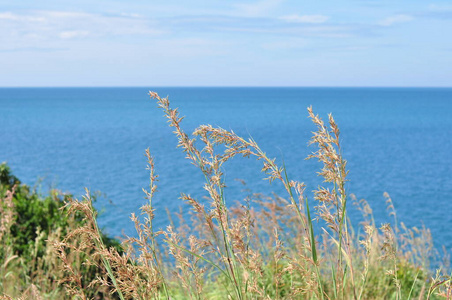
[1, 85, 452, 89]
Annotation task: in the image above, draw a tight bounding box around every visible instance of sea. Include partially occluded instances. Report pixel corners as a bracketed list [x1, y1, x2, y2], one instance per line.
[1, 87, 451, 254]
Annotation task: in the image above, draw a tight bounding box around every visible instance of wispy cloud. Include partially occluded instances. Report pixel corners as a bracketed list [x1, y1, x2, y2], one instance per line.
[280, 14, 329, 24]
[0, 7, 379, 51]
[0, 11, 46, 22]
[428, 4, 452, 12]
[261, 38, 309, 50]
[0, 10, 165, 50]
[378, 14, 413, 26]
[233, 0, 282, 17]
[166, 15, 370, 39]
[59, 30, 90, 39]
[1, 2, 451, 87]
[0, 46, 67, 53]
[419, 5, 452, 20]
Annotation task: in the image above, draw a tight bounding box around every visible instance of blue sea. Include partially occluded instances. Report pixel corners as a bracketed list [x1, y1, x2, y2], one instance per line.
[1, 87, 451, 253]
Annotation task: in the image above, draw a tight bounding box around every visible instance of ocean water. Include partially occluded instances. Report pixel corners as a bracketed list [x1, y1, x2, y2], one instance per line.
[1, 87, 451, 253]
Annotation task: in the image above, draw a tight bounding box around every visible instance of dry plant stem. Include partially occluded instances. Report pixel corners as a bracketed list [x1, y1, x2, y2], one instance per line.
[357, 225, 374, 300]
[144, 91, 450, 299]
[74, 191, 125, 300]
[215, 129, 323, 297]
[142, 149, 170, 299]
[307, 107, 356, 299]
[194, 153, 243, 299]
[0, 187, 17, 296]
[380, 223, 401, 299]
[0, 186, 15, 243]
[151, 92, 242, 299]
[256, 146, 324, 298]
[154, 92, 317, 296]
[90, 200, 125, 300]
[53, 241, 87, 300]
[150, 91, 329, 299]
[427, 270, 452, 299]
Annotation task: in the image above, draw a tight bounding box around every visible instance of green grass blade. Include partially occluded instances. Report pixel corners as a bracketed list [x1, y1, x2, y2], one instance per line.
[331, 264, 338, 299]
[407, 270, 420, 300]
[305, 196, 317, 263]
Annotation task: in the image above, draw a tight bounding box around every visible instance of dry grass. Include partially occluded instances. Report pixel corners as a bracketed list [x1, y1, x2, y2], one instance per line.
[1, 91, 451, 299]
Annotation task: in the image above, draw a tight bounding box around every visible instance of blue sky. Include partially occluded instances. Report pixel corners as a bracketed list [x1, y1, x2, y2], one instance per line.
[1, 1, 451, 87]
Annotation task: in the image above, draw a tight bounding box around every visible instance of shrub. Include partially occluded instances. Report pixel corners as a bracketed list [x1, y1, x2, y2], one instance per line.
[0, 163, 120, 298]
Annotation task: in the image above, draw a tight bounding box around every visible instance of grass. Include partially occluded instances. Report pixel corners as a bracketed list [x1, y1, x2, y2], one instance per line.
[0, 164, 121, 299]
[1, 91, 451, 299]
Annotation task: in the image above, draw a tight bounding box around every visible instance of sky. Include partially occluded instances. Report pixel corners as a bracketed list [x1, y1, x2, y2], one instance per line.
[1, 1, 452, 87]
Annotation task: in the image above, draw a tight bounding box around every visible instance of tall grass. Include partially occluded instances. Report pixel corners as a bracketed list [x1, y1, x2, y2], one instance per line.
[1, 91, 451, 299]
[0, 164, 120, 299]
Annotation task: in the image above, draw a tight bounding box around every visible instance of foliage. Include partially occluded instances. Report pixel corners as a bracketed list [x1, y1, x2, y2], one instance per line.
[0, 162, 121, 298]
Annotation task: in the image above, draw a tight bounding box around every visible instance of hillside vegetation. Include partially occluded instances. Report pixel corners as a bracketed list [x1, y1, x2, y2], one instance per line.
[1, 92, 451, 299]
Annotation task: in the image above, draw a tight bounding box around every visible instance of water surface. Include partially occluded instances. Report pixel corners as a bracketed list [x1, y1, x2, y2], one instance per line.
[1, 87, 451, 253]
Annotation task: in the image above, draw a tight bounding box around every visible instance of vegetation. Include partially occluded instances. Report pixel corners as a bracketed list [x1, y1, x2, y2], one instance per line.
[1, 91, 451, 299]
[0, 163, 120, 299]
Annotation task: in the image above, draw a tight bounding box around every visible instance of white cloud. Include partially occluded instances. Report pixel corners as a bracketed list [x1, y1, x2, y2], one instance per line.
[119, 12, 144, 19]
[378, 14, 413, 26]
[428, 4, 452, 12]
[0, 10, 164, 48]
[0, 11, 21, 20]
[280, 14, 330, 24]
[233, 0, 282, 17]
[59, 30, 90, 39]
[261, 38, 308, 50]
[0, 11, 46, 22]
[37, 11, 91, 19]
[165, 14, 358, 38]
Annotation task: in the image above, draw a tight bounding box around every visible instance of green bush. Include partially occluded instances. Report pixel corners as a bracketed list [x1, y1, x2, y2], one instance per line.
[0, 163, 119, 259]
[0, 162, 121, 298]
